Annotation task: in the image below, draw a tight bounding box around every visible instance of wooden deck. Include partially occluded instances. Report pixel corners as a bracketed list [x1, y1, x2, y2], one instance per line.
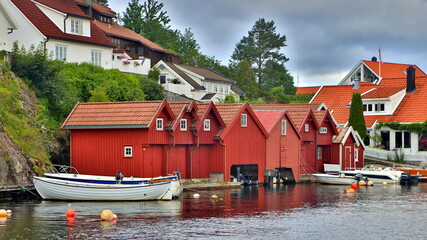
[0, 185, 38, 201]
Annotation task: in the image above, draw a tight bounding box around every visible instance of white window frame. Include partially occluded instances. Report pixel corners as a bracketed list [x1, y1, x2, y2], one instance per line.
[204, 119, 210, 131]
[304, 123, 309, 132]
[55, 45, 67, 61]
[354, 148, 359, 162]
[241, 114, 247, 127]
[70, 19, 83, 34]
[124, 146, 132, 157]
[281, 119, 287, 136]
[180, 119, 187, 131]
[156, 118, 163, 131]
[91, 50, 102, 66]
[320, 127, 327, 134]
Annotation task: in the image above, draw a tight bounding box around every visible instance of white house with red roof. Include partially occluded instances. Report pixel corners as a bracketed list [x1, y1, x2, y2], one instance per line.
[309, 58, 427, 162]
[154, 60, 245, 103]
[4, 0, 115, 68]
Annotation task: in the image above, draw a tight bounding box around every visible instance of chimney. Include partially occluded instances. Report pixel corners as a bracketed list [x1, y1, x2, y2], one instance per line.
[353, 77, 360, 89]
[406, 66, 416, 93]
[371, 56, 377, 62]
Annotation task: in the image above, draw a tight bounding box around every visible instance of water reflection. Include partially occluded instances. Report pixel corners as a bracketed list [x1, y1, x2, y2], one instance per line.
[0, 183, 426, 239]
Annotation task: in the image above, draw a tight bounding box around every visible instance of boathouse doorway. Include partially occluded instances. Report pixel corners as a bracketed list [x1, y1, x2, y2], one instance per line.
[230, 164, 258, 184]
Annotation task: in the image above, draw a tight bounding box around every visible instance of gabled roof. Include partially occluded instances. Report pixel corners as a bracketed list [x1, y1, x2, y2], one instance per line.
[61, 100, 174, 129]
[11, 0, 114, 48]
[231, 84, 245, 96]
[35, 0, 92, 19]
[363, 60, 427, 80]
[314, 110, 339, 135]
[179, 65, 235, 84]
[387, 81, 427, 123]
[163, 62, 205, 90]
[254, 110, 301, 139]
[215, 103, 269, 139]
[194, 102, 225, 131]
[361, 87, 405, 99]
[167, 102, 198, 131]
[93, 21, 169, 53]
[287, 109, 320, 131]
[333, 126, 366, 149]
[296, 86, 320, 95]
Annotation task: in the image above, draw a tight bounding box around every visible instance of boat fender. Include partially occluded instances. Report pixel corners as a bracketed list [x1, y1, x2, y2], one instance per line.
[358, 180, 367, 186]
[345, 188, 355, 193]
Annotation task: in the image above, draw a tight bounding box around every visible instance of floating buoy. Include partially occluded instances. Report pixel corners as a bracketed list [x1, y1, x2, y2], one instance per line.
[0, 209, 7, 217]
[359, 180, 367, 186]
[101, 209, 114, 221]
[6, 210, 12, 215]
[211, 194, 218, 199]
[112, 214, 118, 220]
[382, 182, 388, 185]
[345, 188, 355, 193]
[367, 181, 373, 186]
[193, 193, 200, 198]
[66, 208, 75, 217]
[350, 183, 358, 190]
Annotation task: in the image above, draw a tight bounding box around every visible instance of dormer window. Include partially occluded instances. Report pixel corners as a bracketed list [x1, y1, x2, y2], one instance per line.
[70, 19, 83, 34]
[156, 118, 163, 130]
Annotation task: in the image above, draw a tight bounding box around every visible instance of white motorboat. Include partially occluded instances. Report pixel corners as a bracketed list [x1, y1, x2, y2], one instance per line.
[340, 165, 404, 184]
[33, 176, 174, 201]
[312, 173, 357, 185]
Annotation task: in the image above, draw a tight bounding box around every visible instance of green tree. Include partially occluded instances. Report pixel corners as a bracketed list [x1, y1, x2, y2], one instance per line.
[178, 28, 201, 66]
[348, 93, 367, 138]
[89, 86, 110, 102]
[234, 59, 259, 99]
[262, 60, 295, 94]
[231, 18, 288, 88]
[224, 95, 236, 103]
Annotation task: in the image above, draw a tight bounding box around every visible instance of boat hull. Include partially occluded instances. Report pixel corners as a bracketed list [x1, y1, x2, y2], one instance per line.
[33, 176, 172, 201]
[312, 174, 356, 185]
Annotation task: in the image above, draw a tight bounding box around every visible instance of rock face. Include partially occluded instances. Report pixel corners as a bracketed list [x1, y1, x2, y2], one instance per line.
[0, 69, 41, 185]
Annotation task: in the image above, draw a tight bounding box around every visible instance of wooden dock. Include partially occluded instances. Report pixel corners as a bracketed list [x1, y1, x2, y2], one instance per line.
[0, 185, 38, 201]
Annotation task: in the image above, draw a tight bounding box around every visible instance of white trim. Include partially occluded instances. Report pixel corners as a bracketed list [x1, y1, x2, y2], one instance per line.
[156, 118, 163, 131]
[124, 146, 132, 157]
[309, 85, 323, 104]
[204, 119, 210, 131]
[241, 113, 247, 127]
[281, 119, 287, 136]
[304, 123, 309, 132]
[180, 119, 187, 131]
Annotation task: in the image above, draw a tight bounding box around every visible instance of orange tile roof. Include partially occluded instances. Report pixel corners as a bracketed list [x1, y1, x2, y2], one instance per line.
[388, 81, 427, 123]
[168, 102, 190, 129]
[215, 103, 245, 126]
[254, 111, 284, 133]
[296, 86, 320, 95]
[250, 103, 322, 111]
[363, 60, 426, 79]
[287, 110, 310, 130]
[93, 21, 168, 53]
[311, 84, 375, 124]
[361, 87, 405, 99]
[62, 101, 172, 129]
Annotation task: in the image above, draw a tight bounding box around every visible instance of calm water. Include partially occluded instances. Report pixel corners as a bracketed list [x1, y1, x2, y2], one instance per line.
[0, 183, 426, 240]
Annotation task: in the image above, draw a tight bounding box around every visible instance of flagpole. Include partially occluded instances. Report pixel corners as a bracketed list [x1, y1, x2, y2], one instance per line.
[378, 46, 382, 82]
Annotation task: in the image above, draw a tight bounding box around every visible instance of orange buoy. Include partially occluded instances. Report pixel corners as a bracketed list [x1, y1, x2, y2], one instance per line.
[359, 180, 367, 186]
[66, 209, 76, 217]
[350, 183, 358, 189]
[0, 209, 7, 217]
[101, 210, 114, 221]
[345, 188, 355, 193]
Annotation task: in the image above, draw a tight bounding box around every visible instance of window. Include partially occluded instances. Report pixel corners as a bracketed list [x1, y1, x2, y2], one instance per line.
[241, 114, 247, 127]
[70, 19, 83, 34]
[160, 75, 166, 84]
[204, 119, 210, 131]
[363, 104, 367, 111]
[55, 45, 67, 61]
[180, 119, 187, 131]
[404, 132, 411, 148]
[304, 124, 309, 132]
[281, 120, 287, 136]
[91, 50, 102, 66]
[317, 146, 323, 160]
[396, 132, 403, 148]
[124, 146, 132, 157]
[354, 148, 359, 162]
[220, 85, 223, 93]
[213, 84, 218, 92]
[156, 118, 163, 130]
[225, 86, 229, 94]
[368, 104, 373, 111]
[320, 127, 327, 134]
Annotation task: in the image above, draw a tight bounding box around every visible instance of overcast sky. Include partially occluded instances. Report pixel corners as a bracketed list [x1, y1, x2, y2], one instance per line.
[108, 0, 427, 87]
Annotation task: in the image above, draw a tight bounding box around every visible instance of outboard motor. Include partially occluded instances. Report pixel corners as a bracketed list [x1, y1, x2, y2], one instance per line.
[400, 172, 411, 185]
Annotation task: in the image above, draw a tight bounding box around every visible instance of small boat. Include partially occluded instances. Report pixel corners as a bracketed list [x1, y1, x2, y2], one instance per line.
[312, 173, 357, 185]
[42, 165, 182, 198]
[395, 161, 427, 177]
[33, 176, 174, 201]
[340, 165, 403, 184]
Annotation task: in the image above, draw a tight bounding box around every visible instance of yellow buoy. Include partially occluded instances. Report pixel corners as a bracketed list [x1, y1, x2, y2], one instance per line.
[382, 182, 388, 185]
[0, 209, 7, 217]
[345, 188, 355, 193]
[101, 210, 114, 221]
[367, 181, 373, 186]
[359, 180, 366, 186]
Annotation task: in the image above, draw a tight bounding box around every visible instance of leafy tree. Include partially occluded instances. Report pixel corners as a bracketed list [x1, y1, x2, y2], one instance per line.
[262, 60, 295, 94]
[178, 28, 201, 66]
[268, 87, 288, 104]
[141, 78, 164, 100]
[224, 95, 236, 103]
[89, 86, 110, 102]
[231, 18, 288, 88]
[121, 0, 144, 34]
[234, 59, 259, 99]
[94, 0, 108, 6]
[348, 93, 367, 138]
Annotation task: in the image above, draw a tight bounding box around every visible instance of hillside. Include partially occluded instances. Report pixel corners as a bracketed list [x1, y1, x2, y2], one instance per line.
[0, 66, 51, 185]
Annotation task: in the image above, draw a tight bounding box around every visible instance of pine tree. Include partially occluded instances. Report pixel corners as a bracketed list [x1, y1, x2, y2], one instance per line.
[348, 93, 367, 138]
